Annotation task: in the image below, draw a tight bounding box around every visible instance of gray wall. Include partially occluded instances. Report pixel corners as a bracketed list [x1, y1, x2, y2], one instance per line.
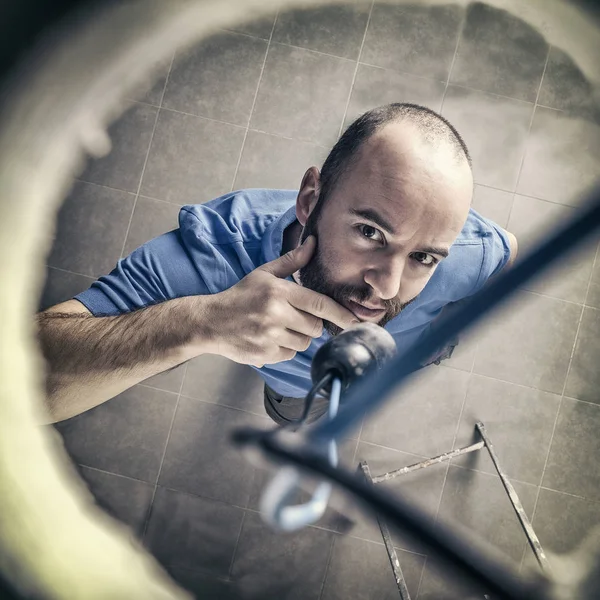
[43, 2, 600, 598]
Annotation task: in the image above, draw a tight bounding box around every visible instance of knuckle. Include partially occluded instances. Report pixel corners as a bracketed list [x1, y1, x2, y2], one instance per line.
[312, 295, 326, 315]
[311, 317, 323, 338]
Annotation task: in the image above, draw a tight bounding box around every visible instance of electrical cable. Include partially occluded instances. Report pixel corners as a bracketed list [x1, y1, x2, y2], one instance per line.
[288, 373, 333, 426]
[259, 377, 342, 531]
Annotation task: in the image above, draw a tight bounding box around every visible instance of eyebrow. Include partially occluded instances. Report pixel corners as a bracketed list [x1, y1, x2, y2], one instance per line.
[349, 207, 450, 258]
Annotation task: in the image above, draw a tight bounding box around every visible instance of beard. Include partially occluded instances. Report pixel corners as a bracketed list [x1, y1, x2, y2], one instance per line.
[297, 203, 417, 336]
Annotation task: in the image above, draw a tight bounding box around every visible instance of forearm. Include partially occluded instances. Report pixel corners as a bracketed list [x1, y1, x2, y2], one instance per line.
[36, 296, 214, 423]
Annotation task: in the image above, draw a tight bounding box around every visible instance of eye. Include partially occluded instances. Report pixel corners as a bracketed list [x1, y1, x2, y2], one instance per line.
[356, 224, 384, 243]
[412, 252, 438, 267]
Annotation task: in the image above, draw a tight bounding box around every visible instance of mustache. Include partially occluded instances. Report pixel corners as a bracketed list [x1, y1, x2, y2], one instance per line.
[333, 282, 413, 312]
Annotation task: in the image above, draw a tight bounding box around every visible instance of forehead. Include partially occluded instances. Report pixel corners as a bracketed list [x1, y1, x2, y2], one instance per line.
[333, 124, 472, 238]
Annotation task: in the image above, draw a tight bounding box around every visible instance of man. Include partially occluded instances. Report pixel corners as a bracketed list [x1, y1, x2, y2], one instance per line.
[37, 103, 518, 425]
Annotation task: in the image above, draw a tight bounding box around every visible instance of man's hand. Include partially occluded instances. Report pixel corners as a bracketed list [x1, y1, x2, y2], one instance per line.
[201, 235, 360, 368]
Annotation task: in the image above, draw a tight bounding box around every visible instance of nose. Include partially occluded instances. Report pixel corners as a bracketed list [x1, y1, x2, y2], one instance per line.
[363, 255, 405, 301]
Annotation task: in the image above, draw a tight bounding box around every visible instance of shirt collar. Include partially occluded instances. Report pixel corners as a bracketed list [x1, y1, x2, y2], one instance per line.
[261, 203, 298, 264]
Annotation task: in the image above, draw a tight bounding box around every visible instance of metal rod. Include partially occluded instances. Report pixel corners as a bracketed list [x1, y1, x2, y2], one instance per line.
[360, 461, 411, 600]
[372, 442, 485, 484]
[476, 423, 552, 573]
[239, 429, 552, 600]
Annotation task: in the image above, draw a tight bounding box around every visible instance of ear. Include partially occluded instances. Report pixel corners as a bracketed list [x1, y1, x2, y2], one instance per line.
[296, 166, 321, 226]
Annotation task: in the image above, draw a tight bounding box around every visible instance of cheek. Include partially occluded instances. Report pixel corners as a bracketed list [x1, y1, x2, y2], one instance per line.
[325, 245, 365, 281]
[399, 266, 437, 300]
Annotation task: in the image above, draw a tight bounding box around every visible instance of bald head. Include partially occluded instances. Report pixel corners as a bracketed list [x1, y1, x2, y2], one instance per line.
[356, 120, 473, 216]
[316, 103, 472, 210]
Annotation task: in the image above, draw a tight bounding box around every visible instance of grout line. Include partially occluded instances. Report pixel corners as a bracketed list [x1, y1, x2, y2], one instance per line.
[538, 486, 600, 504]
[317, 533, 338, 600]
[507, 189, 584, 209]
[119, 52, 175, 260]
[141, 360, 188, 540]
[229, 10, 278, 192]
[264, 39, 357, 64]
[519, 232, 593, 570]
[46, 265, 96, 280]
[512, 45, 551, 203]
[439, 6, 468, 118]
[77, 463, 151, 485]
[336, 0, 375, 140]
[431, 340, 478, 535]
[415, 554, 431, 600]
[227, 510, 247, 578]
[584, 242, 600, 307]
[445, 82, 536, 107]
[72, 177, 138, 197]
[425, 357, 476, 598]
[171, 390, 272, 421]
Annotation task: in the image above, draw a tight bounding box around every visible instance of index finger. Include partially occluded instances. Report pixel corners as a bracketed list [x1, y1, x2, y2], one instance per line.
[288, 285, 360, 331]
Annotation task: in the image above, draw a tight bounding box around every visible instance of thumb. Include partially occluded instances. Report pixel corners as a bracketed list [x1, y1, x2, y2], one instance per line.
[260, 235, 316, 278]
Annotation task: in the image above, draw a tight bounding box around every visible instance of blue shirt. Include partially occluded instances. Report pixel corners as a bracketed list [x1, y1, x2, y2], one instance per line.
[75, 188, 511, 398]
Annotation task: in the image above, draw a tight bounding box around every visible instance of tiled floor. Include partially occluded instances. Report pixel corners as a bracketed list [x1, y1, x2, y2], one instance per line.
[42, 2, 600, 599]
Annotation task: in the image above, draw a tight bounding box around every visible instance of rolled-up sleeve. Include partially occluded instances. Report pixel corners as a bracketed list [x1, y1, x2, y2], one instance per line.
[74, 229, 211, 316]
[471, 221, 512, 295]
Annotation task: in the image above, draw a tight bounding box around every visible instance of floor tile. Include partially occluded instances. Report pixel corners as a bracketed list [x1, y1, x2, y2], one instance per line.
[347, 442, 448, 555]
[321, 535, 425, 600]
[361, 3, 463, 81]
[272, 1, 370, 60]
[450, 2, 548, 102]
[343, 63, 446, 130]
[166, 567, 238, 600]
[417, 553, 503, 600]
[472, 290, 581, 394]
[78, 466, 154, 537]
[538, 46, 600, 121]
[471, 185, 514, 229]
[250, 43, 356, 147]
[128, 53, 173, 106]
[145, 486, 244, 577]
[141, 109, 245, 205]
[543, 397, 600, 501]
[517, 106, 600, 207]
[79, 102, 158, 193]
[163, 32, 268, 126]
[442, 85, 533, 191]
[436, 466, 538, 564]
[439, 333, 477, 373]
[141, 362, 188, 395]
[452, 374, 561, 485]
[360, 366, 470, 458]
[233, 130, 328, 191]
[122, 196, 180, 257]
[565, 307, 600, 403]
[54, 384, 178, 482]
[181, 355, 267, 416]
[48, 181, 135, 278]
[507, 194, 597, 303]
[39, 266, 95, 311]
[524, 487, 600, 573]
[226, 11, 277, 40]
[158, 398, 272, 506]
[230, 510, 334, 600]
[587, 250, 600, 309]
